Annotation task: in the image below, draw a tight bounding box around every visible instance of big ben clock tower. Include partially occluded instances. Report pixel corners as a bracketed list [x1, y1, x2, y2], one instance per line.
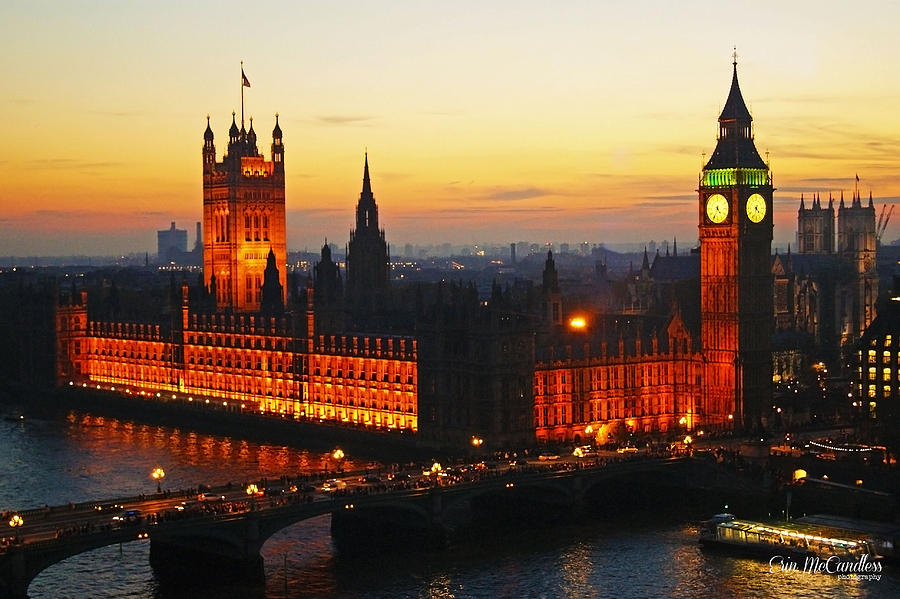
[699, 58, 773, 431]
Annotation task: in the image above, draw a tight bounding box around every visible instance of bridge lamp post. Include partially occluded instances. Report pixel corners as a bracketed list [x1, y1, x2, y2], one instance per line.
[8, 514, 23, 528]
[151, 467, 165, 493]
[332, 448, 345, 472]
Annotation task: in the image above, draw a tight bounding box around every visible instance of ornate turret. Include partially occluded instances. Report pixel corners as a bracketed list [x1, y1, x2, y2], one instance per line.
[247, 117, 258, 154]
[203, 116, 215, 173]
[271, 113, 284, 172]
[229, 112, 240, 144]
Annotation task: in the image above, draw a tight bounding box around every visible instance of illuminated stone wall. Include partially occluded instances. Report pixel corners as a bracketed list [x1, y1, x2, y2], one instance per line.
[56, 301, 418, 433]
[534, 316, 702, 444]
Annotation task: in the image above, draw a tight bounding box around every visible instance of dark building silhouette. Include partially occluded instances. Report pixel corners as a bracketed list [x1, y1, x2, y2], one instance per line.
[313, 241, 344, 333]
[773, 188, 879, 379]
[346, 154, 390, 323]
[259, 248, 284, 316]
[157, 222, 187, 263]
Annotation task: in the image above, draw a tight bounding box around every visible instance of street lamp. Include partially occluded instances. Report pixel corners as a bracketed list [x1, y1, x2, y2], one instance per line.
[8, 514, 23, 528]
[332, 448, 345, 472]
[471, 436, 483, 449]
[151, 467, 165, 493]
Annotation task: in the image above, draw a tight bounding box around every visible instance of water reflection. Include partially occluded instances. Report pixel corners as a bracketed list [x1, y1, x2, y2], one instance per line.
[3, 405, 900, 599]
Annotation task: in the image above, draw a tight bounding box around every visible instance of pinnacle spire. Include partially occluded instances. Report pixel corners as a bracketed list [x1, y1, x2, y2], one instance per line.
[362, 151, 372, 197]
[719, 56, 752, 123]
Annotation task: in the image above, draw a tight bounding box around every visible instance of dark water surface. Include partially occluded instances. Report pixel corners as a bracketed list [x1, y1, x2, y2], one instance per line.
[1, 402, 897, 598]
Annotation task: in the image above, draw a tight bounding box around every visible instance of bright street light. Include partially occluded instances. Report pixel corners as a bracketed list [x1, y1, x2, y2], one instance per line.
[151, 467, 165, 493]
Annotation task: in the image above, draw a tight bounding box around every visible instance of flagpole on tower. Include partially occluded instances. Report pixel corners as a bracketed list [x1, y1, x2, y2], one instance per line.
[240, 62, 251, 132]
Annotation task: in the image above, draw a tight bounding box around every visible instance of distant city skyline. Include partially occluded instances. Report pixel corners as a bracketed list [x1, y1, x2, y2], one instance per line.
[2, 1, 899, 256]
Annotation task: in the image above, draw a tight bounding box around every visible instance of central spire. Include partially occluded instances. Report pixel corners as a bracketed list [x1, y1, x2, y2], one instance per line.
[356, 152, 378, 231]
[703, 56, 767, 171]
[362, 151, 372, 197]
[719, 61, 753, 124]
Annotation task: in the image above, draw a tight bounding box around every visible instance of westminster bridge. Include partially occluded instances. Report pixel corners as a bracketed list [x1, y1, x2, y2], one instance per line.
[0, 456, 764, 598]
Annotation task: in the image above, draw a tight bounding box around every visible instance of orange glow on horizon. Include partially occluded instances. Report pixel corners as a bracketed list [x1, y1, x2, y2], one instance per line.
[4, 4, 899, 257]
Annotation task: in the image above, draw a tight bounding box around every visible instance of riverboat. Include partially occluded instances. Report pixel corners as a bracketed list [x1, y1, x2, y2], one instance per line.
[699, 514, 876, 560]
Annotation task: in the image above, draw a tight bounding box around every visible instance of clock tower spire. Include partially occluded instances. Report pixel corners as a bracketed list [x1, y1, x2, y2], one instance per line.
[698, 58, 773, 432]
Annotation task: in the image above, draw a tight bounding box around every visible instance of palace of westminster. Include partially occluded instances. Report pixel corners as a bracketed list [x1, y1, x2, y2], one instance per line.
[54, 63, 883, 450]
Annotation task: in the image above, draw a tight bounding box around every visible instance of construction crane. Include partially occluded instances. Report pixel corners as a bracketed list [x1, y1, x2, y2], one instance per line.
[876, 204, 894, 243]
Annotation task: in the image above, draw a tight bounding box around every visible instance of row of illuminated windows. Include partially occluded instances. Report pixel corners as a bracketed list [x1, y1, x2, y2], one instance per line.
[309, 355, 415, 382]
[213, 208, 229, 243]
[864, 367, 900, 382]
[308, 397, 416, 414]
[536, 363, 698, 394]
[298, 406, 415, 429]
[243, 211, 269, 242]
[866, 384, 890, 399]
[865, 349, 900, 362]
[187, 334, 289, 351]
[307, 386, 415, 412]
[311, 371, 414, 384]
[85, 364, 173, 385]
[186, 349, 289, 371]
[91, 348, 172, 363]
[245, 275, 263, 304]
[182, 373, 293, 398]
[89, 339, 170, 361]
[537, 393, 674, 424]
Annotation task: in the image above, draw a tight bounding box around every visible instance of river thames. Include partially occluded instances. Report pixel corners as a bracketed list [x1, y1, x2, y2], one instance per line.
[1, 401, 897, 599]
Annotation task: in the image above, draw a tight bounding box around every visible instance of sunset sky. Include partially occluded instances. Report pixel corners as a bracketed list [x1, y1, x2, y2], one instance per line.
[2, 1, 900, 257]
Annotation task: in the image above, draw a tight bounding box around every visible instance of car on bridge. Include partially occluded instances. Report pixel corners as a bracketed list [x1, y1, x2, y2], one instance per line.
[616, 445, 639, 454]
[320, 479, 347, 493]
[198, 492, 226, 502]
[111, 509, 143, 526]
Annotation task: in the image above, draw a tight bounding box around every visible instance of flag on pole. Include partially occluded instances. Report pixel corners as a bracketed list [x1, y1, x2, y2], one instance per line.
[242, 69, 251, 88]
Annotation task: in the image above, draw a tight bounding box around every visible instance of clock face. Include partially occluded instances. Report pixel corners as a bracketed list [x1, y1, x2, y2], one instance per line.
[705, 194, 729, 223]
[746, 193, 766, 223]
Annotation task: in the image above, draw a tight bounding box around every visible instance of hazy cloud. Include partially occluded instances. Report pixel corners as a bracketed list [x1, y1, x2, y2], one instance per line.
[23, 159, 126, 170]
[287, 208, 345, 217]
[378, 171, 410, 182]
[396, 205, 563, 218]
[480, 187, 549, 202]
[315, 115, 375, 125]
[87, 109, 149, 118]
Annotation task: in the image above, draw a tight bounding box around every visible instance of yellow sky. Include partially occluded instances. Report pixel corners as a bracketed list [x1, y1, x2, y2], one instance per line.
[2, 1, 899, 256]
